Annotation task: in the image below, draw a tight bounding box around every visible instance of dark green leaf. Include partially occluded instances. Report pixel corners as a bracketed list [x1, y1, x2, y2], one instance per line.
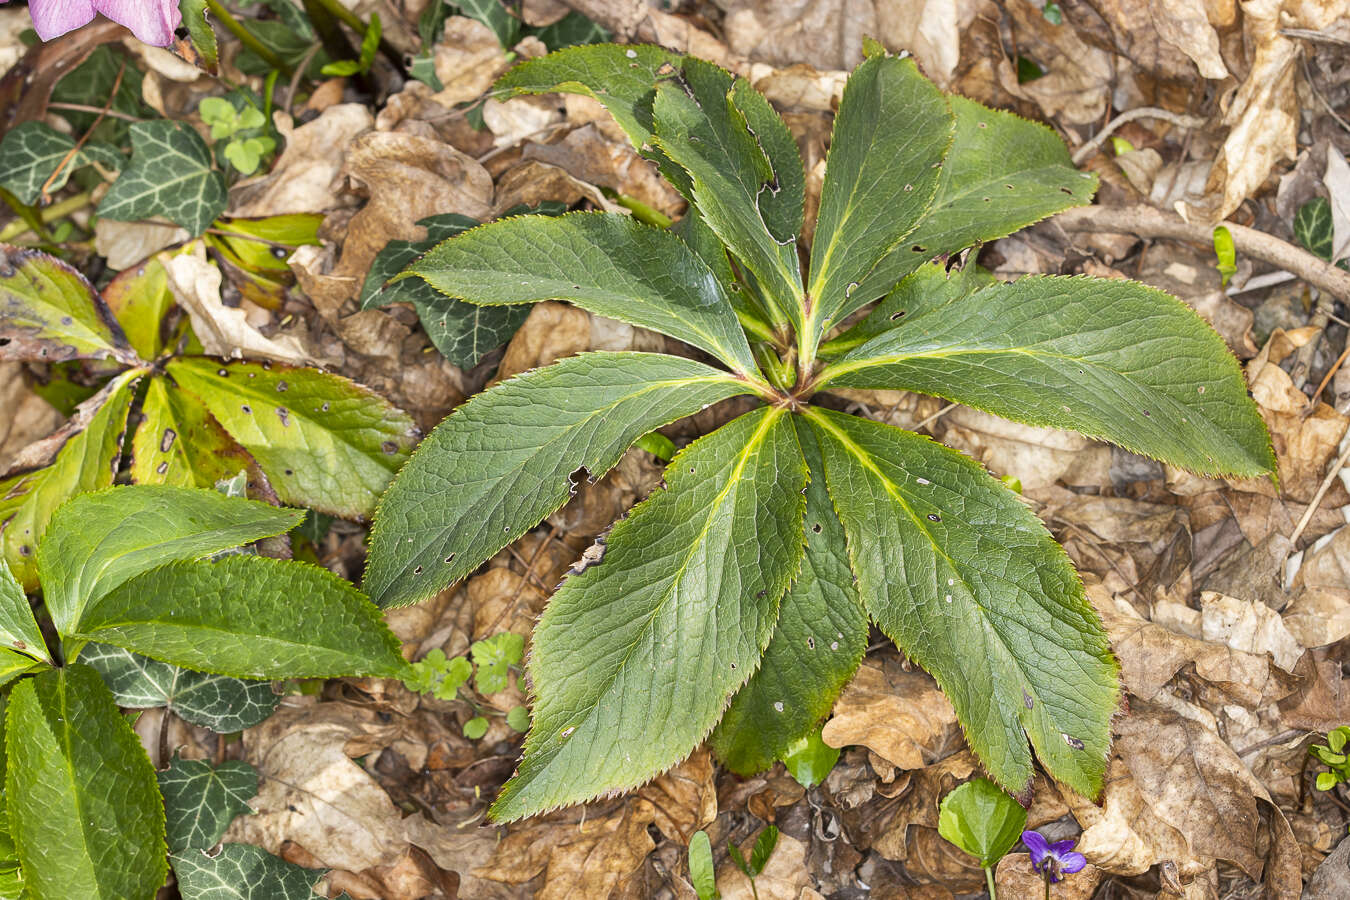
[804, 55, 952, 350]
[1295, 197, 1335, 262]
[0, 122, 121, 205]
[6, 664, 166, 899]
[458, 0, 519, 47]
[81, 643, 280, 732]
[937, 777, 1027, 867]
[0, 694, 21, 896]
[405, 212, 757, 374]
[531, 11, 609, 49]
[158, 757, 257, 852]
[651, 60, 804, 319]
[818, 274, 1276, 478]
[98, 120, 227, 237]
[71, 555, 407, 680]
[688, 831, 719, 900]
[50, 46, 150, 145]
[820, 261, 994, 357]
[0, 561, 47, 663]
[364, 351, 753, 608]
[0, 245, 139, 365]
[171, 844, 323, 900]
[166, 359, 419, 519]
[807, 408, 1118, 799]
[491, 407, 806, 821]
[840, 97, 1095, 315]
[38, 483, 301, 637]
[711, 421, 865, 774]
[0, 370, 140, 590]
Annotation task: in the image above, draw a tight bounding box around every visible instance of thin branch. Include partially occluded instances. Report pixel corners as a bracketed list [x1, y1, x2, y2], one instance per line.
[41, 59, 125, 203]
[1071, 107, 1207, 165]
[1053, 204, 1350, 303]
[1289, 431, 1350, 547]
[47, 102, 145, 123]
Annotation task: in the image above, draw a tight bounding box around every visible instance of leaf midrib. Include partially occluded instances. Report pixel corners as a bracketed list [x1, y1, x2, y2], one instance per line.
[806, 409, 1061, 749]
[527, 405, 784, 770]
[386, 371, 746, 586]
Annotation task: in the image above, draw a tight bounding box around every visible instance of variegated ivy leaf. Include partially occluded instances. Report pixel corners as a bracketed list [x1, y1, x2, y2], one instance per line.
[98, 120, 227, 237]
[0, 122, 122, 205]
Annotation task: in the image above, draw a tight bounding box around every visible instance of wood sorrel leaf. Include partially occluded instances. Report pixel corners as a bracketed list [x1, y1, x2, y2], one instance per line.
[711, 421, 865, 774]
[171, 844, 323, 900]
[837, 97, 1096, 317]
[97, 120, 227, 237]
[651, 59, 804, 321]
[403, 212, 758, 375]
[39, 484, 301, 637]
[807, 408, 1118, 799]
[158, 758, 258, 852]
[0, 369, 141, 590]
[7, 664, 167, 900]
[0, 245, 140, 366]
[364, 352, 753, 608]
[805, 54, 952, 351]
[71, 556, 407, 680]
[0, 561, 47, 664]
[937, 777, 1027, 868]
[491, 407, 806, 821]
[166, 359, 419, 519]
[817, 274, 1276, 478]
[81, 643, 280, 732]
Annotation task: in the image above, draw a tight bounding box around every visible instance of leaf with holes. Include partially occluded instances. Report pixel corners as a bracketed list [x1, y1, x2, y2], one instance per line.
[364, 44, 1275, 823]
[98, 120, 227, 236]
[0, 245, 139, 366]
[166, 359, 419, 519]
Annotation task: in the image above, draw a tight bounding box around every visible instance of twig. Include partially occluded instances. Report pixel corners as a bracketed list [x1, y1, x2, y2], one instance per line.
[1281, 27, 1350, 48]
[1307, 339, 1350, 413]
[47, 102, 145, 123]
[286, 43, 323, 114]
[1299, 54, 1350, 137]
[1289, 431, 1350, 547]
[1053, 205, 1350, 303]
[914, 401, 958, 432]
[1071, 107, 1207, 165]
[41, 59, 125, 203]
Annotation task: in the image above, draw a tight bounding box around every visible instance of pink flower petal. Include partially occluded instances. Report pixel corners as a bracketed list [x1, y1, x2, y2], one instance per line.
[93, 0, 181, 45]
[23, 0, 98, 41]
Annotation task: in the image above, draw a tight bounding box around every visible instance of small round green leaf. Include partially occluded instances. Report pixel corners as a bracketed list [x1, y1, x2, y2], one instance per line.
[937, 777, 1028, 867]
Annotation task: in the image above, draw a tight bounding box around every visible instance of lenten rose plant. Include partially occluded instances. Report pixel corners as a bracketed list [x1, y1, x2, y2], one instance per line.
[364, 43, 1275, 821]
[2, 0, 181, 45]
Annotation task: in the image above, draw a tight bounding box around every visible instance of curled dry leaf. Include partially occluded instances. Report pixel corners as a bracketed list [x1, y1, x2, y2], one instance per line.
[230, 104, 374, 218]
[821, 657, 960, 772]
[937, 407, 1111, 490]
[995, 853, 1101, 900]
[1185, 0, 1350, 224]
[0, 363, 63, 465]
[1286, 525, 1350, 648]
[161, 244, 313, 365]
[92, 219, 189, 271]
[1197, 590, 1303, 672]
[718, 831, 824, 900]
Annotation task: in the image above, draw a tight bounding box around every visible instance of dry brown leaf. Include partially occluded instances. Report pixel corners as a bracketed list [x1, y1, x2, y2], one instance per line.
[93, 219, 188, 270]
[231, 104, 374, 218]
[1184, 0, 1350, 224]
[0, 364, 63, 467]
[1005, 0, 1115, 125]
[937, 407, 1112, 490]
[522, 124, 685, 217]
[162, 243, 314, 365]
[1286, 525, 1350, 648]
[1198, 590, 1304, 672]
[491, 158, 618, 216]
[821, 658, 960, 771]
[1306, 835, 1350, 898]
[430, 16, 512, 105]
[495, 301, 592, 381]
[1083, 0, 1227, 79]
[995, 853, 1101, 899]
[718, 831, 823, 900]
[330, 129, 494, 305]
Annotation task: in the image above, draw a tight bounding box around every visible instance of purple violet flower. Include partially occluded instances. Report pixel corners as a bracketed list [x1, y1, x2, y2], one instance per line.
[3, 0, 182, 46]
[1021, 830, 1087, 883]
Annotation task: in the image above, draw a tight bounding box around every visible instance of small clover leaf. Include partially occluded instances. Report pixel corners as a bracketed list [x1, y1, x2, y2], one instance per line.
[471, 631, 525, 695]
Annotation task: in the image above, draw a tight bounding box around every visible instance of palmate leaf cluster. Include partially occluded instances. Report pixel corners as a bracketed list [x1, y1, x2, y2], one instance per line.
[365, 43, 1276, 821]
[0, 486, 408, 898]
[0, 243, 419, 591]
